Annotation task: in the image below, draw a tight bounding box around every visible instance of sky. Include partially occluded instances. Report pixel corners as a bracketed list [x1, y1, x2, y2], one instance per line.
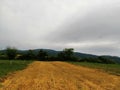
[0, 0, 120, 56]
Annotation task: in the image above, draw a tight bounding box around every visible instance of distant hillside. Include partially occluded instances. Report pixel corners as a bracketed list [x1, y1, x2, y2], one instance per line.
[100, 55, 120, 63]
[0, 49, 120, 63]
[17, 49, 59, 56]
[74, 52, 97, 58]
[17, 49, 98, 58]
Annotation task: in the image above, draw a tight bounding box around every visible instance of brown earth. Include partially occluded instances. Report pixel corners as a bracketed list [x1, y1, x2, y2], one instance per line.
[0, 61, 120, 90]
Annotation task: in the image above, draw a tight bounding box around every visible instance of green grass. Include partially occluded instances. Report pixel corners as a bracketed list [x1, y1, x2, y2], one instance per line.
[0, 60, 32, 78]
[69, 62, 120, 76]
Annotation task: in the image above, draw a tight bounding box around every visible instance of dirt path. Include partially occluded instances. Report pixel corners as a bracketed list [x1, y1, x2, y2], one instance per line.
[0, 61, 120, 90]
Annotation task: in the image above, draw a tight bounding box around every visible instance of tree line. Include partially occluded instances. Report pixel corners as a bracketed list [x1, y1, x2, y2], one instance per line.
[0, 47, 116, 64]
[0, 47, 75, 61]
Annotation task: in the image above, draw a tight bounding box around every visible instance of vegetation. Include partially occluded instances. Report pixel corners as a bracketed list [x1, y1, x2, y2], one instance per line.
[6, 47, 17, 60]
[0, 60, 32, 78]
[0, 47, 119, 64]
[57, 48, 77, 61]
[69, 62, 120, 75]
[37, 49, 48, 60]
[24, 50, 35, 60]
[0, 47, 120, 89]
[79, 56, 116, 64]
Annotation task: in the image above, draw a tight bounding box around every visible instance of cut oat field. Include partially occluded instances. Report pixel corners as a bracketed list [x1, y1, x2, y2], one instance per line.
[0, 61, 120, 90]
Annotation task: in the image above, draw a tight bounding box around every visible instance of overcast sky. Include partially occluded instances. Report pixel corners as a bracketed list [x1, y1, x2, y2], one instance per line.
[0, 0, 120, 56]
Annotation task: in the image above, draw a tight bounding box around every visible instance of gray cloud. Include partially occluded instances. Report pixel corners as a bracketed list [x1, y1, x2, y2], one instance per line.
[77, 46, 120, 56]
[46, 2, 120, 56]
[0, 0, 120, 56]
[48, 5, 120, 43]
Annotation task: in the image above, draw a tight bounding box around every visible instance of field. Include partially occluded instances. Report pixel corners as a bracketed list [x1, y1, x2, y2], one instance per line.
[0, 60, 32, 78]
[0, 61, 120, 90]
[69, 62, 120, 76]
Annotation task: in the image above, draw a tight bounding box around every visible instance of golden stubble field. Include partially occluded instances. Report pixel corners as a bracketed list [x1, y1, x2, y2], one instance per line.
[0, 61, 120, 90]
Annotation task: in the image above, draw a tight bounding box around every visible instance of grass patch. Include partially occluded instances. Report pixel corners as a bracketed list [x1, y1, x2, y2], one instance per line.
[69, 62, 120, 76]
[0, 60, 32, 78]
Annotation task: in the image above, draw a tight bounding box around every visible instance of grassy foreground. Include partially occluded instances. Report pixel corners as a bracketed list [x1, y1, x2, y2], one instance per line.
[69, 62, 120, 76]
[0, 60, 32, 78]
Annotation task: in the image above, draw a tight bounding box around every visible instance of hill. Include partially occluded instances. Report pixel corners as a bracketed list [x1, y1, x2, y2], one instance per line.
[0, 49, 120, 63]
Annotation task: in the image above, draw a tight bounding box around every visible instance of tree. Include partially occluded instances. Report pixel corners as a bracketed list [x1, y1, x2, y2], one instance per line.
[98, 56, 116, 64]
[25, 50, 35, 60]
[6, 47, 17, 60]
[37, 50, 48, 60]
[57, 48, 76, 61]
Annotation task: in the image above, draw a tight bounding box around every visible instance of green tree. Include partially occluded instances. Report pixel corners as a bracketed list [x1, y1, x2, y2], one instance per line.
[98, 56, 116, 64]
[25, 50, 35, 60]
[58, 48, 76, 61]
[6, 47, 17, 60]
[37, 50, 48, 60]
